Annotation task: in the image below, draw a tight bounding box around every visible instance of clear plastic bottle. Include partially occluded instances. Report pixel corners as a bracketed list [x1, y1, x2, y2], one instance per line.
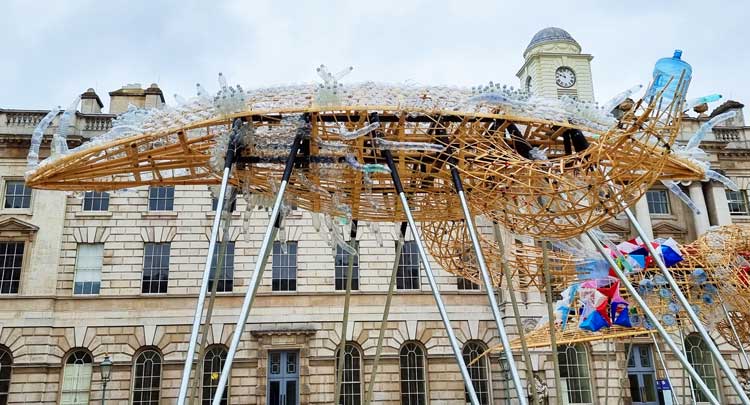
[646, 49, 692, 105]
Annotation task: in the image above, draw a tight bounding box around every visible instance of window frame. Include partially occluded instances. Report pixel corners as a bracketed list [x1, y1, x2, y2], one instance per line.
[209, 241, 235, 293]
[0, 241, 25, 295]
[73, 243, 104, 295]
[272, 241, 298, 292]
[60, 349, 93, 405]
[726, 190, 749, 215]
[399, 341, 428, 404]
[397, 240, 421, 290]
[82, 191, 110, 212]
[462, 340, 492, 405]
[202, 345, 229, 405]
[147, 186, 174, 211]
[0, 345, 12, 405]
[131, 347, 163, 405]
[558, 343, 595, 404]
[2, 179, 33, 212]
[685, 333, 721, 403]
[335, 342, 363, 405]
[335, 243, 359, 291]
[457, 277, 480, 290]
[141, 243, 171, 294]
[645, 189, 671, 215]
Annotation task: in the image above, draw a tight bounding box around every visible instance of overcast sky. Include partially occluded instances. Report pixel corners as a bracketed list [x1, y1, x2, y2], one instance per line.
[2, 0, 748, 113]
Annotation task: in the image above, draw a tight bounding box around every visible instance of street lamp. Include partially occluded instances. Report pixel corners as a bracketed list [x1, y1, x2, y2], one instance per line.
[100, 355, 113, 405]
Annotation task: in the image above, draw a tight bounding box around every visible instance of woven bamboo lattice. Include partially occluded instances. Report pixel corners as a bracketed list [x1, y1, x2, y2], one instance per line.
[717, 311, 750, 349]
[26, 76, 705, 239]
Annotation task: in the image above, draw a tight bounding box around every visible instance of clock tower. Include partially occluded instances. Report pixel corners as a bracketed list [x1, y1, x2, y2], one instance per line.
[516, 27, 595, 102]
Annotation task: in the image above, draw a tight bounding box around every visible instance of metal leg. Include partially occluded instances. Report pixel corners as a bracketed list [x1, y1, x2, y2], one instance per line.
[492, 224, 538, 404]
[334, 222, 358, 404]
[449, 166, 527, 404]
[178, 119, 245, 405]
[381, 149, 480, 405]
[211, 131, 305, 405]
[540, 238, 565, 404]
[586, 230, 721, 405]
[622, 207, 750, 404]
[652, 332, 681, 405]
[721, 301, 750, 369]
[364, 222, 407, 405]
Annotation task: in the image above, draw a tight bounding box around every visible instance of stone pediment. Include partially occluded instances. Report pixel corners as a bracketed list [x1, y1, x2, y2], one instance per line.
[599, 222, 630, 241]
[652, 222, 687, 235]
[0, 217, 39, 233]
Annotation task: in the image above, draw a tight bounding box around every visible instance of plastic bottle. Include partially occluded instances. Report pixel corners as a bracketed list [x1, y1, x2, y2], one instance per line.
[646, 49, 692, 105]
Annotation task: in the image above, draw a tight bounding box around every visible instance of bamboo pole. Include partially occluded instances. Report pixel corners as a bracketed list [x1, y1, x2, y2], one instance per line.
[334, 225, 358, 404]
[541, 239, 565, 404]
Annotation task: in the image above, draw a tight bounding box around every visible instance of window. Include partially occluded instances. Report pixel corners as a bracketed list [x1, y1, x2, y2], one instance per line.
[272, 241, 297, 292]
[82, 191, 110, 211]
[142, 243, 170, 294]
[3, 181, 31, 209]
[626, 344, 658, 404]
[209, 242, 234, 292]
[335, 244, 359, 291]
[74, 244, 103, 295]
[132, 349, 162, 405]
[0, 242, 23, 294]
[211, 196, 236, 212]
[645, 190, 670, 215]
[60, 350, 93, 405]
[148, 186, 174, 211]
[202, 346, 228, 405]
[463, 341, 491, 405]
[0, 346, 11, 405]
[558, 343, 593, 404]
[726, 190, 749, 215]
[457, 277, 480, 290]
[685, 334, 720, 402]
[400, 342, 427, 405]
[336, 343, 362, 405]
[397, 241, 420, 290]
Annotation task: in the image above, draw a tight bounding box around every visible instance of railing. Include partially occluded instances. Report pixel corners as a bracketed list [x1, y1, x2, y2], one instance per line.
[714, 128, 741, 142]
[83, 115, 114, 131]
[5, 111, 47, 127]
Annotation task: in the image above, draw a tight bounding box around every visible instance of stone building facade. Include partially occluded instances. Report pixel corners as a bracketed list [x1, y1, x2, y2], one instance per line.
[1, 27, 749, 404]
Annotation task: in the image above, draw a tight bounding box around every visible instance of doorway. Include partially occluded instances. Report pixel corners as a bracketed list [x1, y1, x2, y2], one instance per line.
[267, 350, 299, 405]
[627, 344, 658, 405]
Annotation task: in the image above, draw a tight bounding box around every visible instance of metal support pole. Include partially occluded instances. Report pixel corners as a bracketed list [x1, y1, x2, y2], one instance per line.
[381, 148, 480, 405]
[178, 119, 245, 405]
[364, 222, 407, 405]
[188, 189, 236, 404]
[622, 207, 750, 404]
[721, 301, 750, 369]
[211, 128, 306, 405]
[540, 239, 565, 404]
[449, 166, 527, 405]
[652, 332, 681, 405]
[619, 337, 635, 405]
[334, 222, 358, 404]
[492, 224, 538, 404]
[101, 380, 108, 405]
[586, 231, 721, 405]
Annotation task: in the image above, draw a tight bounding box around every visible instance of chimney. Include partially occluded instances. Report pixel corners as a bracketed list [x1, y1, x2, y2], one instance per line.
[709, 100, 745, 126]
[80, 88, 103, 114]
[108, 83, 165, 114]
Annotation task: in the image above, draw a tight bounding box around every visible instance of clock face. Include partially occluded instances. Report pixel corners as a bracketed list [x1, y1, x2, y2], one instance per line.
[555, 67, 576, 88]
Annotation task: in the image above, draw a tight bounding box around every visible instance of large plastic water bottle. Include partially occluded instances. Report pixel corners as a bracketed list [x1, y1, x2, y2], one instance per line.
[646, 49, 692, 105]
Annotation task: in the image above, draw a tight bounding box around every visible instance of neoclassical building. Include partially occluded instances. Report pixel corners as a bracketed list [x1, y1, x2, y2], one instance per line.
[0, 27, 749, 404]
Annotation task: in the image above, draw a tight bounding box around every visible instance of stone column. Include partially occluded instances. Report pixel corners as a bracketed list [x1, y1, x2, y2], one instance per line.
[706, 182, 733, 226]
[689, 181, 711, 236]
[633, 196, 654, 240]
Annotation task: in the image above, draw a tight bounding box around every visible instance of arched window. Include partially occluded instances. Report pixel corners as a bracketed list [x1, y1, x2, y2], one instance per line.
[558, 343, 593, 404]
[132, 349, 162, 404]
[335, 343, 362, 405]
[399, 342, 427, 404]
[61, 350, 93, 405]
[685, 334, 720, 402]
[202, 345, 228, 405]
[462, 341, 491, 405]
[0, 346, 12, 405]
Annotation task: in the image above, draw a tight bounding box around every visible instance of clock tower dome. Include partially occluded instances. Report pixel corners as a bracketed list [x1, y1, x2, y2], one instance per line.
[516, 27, 595, 102]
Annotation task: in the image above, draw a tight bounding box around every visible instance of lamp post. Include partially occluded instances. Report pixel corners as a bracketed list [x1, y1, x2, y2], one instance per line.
[100, 355, 112, 405]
